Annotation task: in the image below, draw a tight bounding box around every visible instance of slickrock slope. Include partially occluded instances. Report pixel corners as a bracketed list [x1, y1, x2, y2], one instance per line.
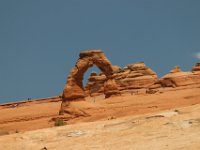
[1, 103, 200, 150]
[0, 86, 200, 133]
[0, 50, 200, 150]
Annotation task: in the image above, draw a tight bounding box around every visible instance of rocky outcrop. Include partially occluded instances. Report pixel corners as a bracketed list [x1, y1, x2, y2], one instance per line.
[85, 62, 158, 95]
[85, 72, 106, 96]
[169, 66, 182, 73]
[60, 49, 200, 115]
[116, 62, 158, 90]
[158, 65, 200, 88]
[60, 50, 120, 114]
[192, 62, 200, 72]
[85, 62, 200, 96]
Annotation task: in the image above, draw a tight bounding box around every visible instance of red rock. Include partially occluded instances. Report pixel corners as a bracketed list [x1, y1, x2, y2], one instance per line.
[60, 50, 200, 115]
[192, 62, 200, 72]
[169, 66, 182, 73]
[60, 50, 120, 114]
[84, 62, 158, 94]
[158, 64, 200, 87]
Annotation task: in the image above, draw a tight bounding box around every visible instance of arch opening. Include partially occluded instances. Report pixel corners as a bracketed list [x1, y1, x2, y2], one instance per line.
[83, 65, 101, 87]
[60, 50, 120, 114]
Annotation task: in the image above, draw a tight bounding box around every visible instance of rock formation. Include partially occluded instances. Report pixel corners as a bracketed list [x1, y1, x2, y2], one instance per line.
[85, 62, 200, 96]
[169, 66, 182, 73]
[85, 62, 158, 95]
[60, 50, 120, 114]
[158, 64, 200, 87]
[192, 62, 200, 72]
[85, 72, 106, 96]
[60, 49, 200, 115]
[116, 62, 158, 90]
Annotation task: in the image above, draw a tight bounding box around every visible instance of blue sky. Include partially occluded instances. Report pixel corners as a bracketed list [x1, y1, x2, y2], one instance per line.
[0, 0, 200, 103]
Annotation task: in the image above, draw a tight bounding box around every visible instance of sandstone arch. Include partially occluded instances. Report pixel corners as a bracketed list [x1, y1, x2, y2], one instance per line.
[60, 50, 120, 114]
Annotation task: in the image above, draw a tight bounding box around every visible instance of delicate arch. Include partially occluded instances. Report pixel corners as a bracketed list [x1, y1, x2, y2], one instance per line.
[60, 50, 120, 114]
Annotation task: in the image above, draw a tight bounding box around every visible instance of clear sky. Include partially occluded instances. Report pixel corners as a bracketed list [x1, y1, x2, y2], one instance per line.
[0, 0, 200, 103]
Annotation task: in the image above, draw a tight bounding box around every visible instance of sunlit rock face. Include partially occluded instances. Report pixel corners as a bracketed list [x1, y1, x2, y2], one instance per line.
[60, 50, 120, 114]
[158, 64, 200, 88]
[85, 62, 158, 95]
[116, 62, 158, 90]
[192, 62, 200, 72]
[60, 49, 200, 115]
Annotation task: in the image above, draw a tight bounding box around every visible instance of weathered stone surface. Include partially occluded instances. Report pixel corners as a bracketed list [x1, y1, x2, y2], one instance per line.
[192, 62, 200, 72]
[126, 62, 156, 76]
[116, 62, 157, 90]
[112, 65, 122, 73]
[85, 73, 106, 96]
[169, 66, 182, 73]
[60, 50, 120, 114]
[85, 62, 158, 95]
[104, 79, 121, 98]
[84, 62, 200, 95]
[60, 49, 200, 115]
[158, 65, 200, 87]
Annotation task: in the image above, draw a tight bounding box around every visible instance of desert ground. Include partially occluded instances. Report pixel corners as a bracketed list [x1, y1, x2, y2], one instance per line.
[0, 85, 200, 149]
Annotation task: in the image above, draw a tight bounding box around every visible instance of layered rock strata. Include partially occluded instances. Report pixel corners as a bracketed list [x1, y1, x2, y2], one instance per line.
[60, 48, 200, 115]
[116, 62, 158, 90]
[85, 62, 158, 95]
[158, 64, 200, 87]
[85, 62, 200, 95]
[192, 62, 200, 72]
[60, 50, 120, 114]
